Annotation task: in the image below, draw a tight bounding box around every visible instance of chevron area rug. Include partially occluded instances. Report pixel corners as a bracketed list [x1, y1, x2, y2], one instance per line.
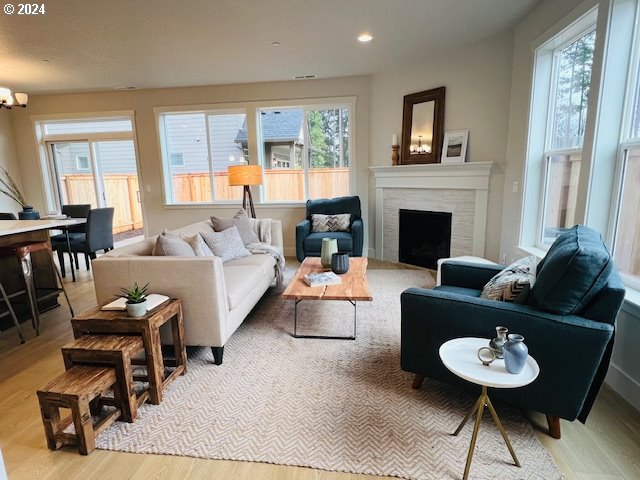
[96, 267, 562, 480]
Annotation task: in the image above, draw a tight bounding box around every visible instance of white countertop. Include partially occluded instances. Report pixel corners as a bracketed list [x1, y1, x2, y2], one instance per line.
[439, 337, 539, 389]
[0, 219, 86, 237]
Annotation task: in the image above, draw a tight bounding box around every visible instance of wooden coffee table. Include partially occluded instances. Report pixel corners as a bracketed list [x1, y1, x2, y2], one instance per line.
[282, 257, 372, 340]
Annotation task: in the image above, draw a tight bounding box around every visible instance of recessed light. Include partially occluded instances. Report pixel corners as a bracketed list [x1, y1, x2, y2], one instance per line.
[357, 33, 373, 43]
[272, 41, 280, 47]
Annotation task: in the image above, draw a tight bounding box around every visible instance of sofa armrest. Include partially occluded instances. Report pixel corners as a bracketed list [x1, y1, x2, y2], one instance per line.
[92, 256, 231, 345]
[351, 218, 364, 256]
[440, 261, 505, 289]
[269, 219, 284, 256]
[296, 219, 311, 262]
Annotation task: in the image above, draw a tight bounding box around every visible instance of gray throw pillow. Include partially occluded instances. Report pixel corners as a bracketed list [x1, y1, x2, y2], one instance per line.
[201, 226, 252, 263]
[481, 256, 537, 303]
[153, 232, 196, 257]
[311, 213, 351, 232]
[210, 209, 260, 246]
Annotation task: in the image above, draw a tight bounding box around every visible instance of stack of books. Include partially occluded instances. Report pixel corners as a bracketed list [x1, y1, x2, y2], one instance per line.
[303, 271, 342, 287]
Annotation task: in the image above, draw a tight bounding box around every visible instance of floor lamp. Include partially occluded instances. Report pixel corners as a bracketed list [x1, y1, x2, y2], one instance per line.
[227, 164, 263, 218]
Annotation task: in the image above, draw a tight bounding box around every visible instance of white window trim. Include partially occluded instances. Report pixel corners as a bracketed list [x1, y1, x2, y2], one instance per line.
[154, 96, 357, 206]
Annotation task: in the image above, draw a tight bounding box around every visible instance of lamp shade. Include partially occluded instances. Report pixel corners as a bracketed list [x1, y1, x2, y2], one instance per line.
[228, 164, 263, 186]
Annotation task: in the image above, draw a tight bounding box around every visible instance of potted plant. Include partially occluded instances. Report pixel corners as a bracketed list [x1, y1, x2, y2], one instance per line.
[0, 165, 39, 219]
[120, 282, 149, 317]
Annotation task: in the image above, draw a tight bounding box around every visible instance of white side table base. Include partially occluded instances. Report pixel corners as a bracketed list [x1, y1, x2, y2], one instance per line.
[453, 385, 520, 480]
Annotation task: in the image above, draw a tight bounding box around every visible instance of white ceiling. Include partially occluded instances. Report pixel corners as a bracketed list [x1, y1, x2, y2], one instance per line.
[0, 0, 540, 94]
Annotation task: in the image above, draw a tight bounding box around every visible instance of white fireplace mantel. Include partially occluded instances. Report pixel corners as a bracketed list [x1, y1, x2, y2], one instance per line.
[369, 162, 493, 261]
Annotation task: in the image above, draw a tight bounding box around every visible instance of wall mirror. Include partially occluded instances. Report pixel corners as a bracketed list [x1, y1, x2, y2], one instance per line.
[400, 86, 446, 164]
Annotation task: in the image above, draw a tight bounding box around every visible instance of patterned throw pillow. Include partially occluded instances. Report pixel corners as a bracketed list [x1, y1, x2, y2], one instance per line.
[201, 226, 252, 263]
[210, 209, 260, 246]
[180, 233, 214, 257]
[311, 213, 351, 232]
[481, 256, 537, 303]
[152, 231, 196, 257]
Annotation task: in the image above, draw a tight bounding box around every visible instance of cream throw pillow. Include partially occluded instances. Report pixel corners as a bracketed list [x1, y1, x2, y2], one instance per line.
[180, 233, 214, 257]
[153, 231, 196, 257]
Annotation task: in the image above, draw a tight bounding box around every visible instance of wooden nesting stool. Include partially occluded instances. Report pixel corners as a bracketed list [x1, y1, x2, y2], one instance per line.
[61, 335, 146, 422]
[37, 365, 123, 455]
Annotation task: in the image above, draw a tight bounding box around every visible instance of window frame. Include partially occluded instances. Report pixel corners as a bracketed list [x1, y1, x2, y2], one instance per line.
[75, 154, 90, 171]
[169, 152, 185, 168]
[154, 97, 356, 207]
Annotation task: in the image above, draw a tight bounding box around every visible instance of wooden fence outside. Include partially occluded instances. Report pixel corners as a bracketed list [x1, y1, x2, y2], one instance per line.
[61, 168, 349, 234]
[60, 174, 143, 234]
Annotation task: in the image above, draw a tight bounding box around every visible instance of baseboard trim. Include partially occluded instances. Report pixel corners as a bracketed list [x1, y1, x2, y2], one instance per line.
[605, 362, 640, 413]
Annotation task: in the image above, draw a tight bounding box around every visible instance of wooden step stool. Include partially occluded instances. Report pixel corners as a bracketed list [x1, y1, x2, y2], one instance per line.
[61, 335, 145, 423]
[37, 365, 123, 455]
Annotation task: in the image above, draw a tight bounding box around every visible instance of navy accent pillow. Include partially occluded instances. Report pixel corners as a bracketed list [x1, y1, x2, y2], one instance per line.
[529, 225, 613, 315]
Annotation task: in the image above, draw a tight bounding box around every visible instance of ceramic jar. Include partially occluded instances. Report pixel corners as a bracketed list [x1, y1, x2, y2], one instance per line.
[331, 253, 350, 274]
[18, 206, 40, 220]
[489, 326, 509, 359]
[320, 238, 338, 268]
[503, 334, 528, 374]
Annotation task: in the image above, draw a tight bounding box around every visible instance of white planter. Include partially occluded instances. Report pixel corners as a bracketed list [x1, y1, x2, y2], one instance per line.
[126, 300, 147, 317]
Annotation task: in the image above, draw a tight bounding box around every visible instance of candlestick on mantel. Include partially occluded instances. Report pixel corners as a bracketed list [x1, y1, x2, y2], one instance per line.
[392, 134, 398, 146]
[391, 145, 400, 166]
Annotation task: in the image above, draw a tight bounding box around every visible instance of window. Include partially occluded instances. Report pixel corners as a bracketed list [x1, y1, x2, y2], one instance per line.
[258, 106, 350, 202]
[159, 111, 246, 203]
[613, 11, 640, 286]
[75, 155, 90, 171]
[169, 153, 184, 167]
[540, 28, 596, 245]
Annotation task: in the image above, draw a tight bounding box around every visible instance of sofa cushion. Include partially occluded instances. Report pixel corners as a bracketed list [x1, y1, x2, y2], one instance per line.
[480, 256, 536, 303]
[311, 213, 351, 232]
[434, 285, 483, 297]
[152, 232, 196, 257]
[530, 225, 613, 315]
[303, 232, 353, 254]
[201, 226, 252, 263]
[211, 209, 260, 245]
[224, 263, 269, 310]
[224, 253, 276, 275]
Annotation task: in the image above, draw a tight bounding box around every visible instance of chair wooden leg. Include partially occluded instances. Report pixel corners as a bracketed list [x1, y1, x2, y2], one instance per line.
[412, 374, 425, 389]
[546, 415, 561, 439]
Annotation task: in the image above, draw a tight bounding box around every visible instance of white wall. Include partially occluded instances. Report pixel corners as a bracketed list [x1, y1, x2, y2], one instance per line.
[369, 31, 514, 262]
[0, 113, 23, 215]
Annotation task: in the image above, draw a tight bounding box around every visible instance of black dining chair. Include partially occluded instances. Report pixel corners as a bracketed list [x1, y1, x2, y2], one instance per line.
[50, 204, 91, 273]
[52, 208, 114, 272]
[0, 213, 17, 220]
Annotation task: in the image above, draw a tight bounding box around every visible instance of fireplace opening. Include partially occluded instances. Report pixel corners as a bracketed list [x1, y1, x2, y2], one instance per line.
[399, 209, 452, 269]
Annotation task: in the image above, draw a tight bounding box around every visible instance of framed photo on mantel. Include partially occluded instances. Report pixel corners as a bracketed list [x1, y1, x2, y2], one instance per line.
[441, 130, 469, 164]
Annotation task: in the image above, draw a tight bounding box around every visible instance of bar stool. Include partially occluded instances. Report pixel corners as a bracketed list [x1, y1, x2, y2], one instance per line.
[0, 241, 74, 335]
[0, 280, 26, 343]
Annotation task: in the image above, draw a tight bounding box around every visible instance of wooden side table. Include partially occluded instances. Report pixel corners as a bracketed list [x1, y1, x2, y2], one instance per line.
[71, 299, 187, 404]
[439, 337, 540, 480]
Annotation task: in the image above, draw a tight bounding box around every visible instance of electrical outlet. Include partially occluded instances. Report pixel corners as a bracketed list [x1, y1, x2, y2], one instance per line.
[501, 253, 507, 264]
[512, 181, 519, 193]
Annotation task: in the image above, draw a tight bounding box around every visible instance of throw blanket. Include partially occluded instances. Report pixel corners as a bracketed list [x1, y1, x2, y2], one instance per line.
[249, 218, 284, 289]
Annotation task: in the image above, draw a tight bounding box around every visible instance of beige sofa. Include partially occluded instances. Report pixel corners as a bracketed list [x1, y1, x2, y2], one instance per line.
[92, 219, 283, 364]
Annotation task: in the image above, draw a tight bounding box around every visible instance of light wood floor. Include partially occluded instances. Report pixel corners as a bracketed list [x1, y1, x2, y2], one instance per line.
[0, 260, 639, 479]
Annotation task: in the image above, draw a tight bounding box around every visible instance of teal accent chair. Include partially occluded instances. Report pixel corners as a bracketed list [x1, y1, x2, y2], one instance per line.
[296, 196, 363, 262]
[401, 226, 625, 439]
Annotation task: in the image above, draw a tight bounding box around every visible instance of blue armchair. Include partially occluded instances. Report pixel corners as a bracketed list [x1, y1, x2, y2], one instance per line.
[296, 196, 364, 262]
[401, 226, 625, 438]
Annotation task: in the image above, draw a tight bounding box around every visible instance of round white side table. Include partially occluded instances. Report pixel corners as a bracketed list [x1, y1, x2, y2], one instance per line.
[439, 337, 539, 480]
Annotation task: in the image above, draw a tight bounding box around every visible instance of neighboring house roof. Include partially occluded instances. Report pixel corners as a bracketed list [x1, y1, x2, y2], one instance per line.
[236, 109, 303, 143]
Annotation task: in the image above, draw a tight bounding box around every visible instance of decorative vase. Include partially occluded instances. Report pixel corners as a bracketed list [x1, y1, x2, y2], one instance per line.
[503, 334, 528, 374]
[18, 206, 40, 220]
[489, 326, 509, 359]
[320, 238, 338, 268]
[126, 300, 147, 318]
[331, 253, 350, 274]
